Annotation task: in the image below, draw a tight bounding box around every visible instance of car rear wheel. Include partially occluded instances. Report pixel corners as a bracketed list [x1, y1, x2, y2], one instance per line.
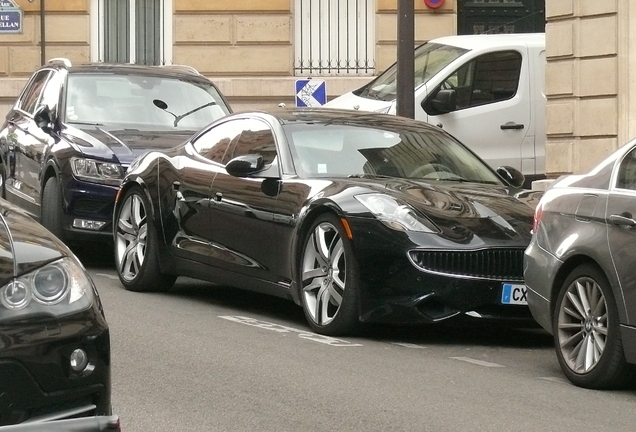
[115, 186, 176, 292]
[42, 176, 65, 242]
[299, 213, 360, 336]
[554, 264, 635, 389]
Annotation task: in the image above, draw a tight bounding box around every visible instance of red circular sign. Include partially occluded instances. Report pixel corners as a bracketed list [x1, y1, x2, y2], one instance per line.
[424, 0, 445, 8]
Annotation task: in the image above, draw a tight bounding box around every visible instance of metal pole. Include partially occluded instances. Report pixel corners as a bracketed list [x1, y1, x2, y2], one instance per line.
[396, 0, 415, 118]
[40, 0, 46, 65]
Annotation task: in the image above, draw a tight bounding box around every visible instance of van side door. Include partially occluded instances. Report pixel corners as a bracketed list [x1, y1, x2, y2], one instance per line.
[421, 49, 533, 177]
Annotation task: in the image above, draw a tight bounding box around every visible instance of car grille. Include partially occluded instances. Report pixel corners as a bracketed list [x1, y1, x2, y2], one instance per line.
[408, 248, 525, 281]
[74, 199, 110, 213]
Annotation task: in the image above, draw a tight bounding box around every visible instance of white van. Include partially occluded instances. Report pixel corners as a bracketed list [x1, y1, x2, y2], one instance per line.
[326, 33, 546, 186]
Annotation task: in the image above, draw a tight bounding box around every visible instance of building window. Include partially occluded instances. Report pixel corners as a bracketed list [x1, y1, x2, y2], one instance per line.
[294, 0, 375, 76]
[90, 0, 173, 65]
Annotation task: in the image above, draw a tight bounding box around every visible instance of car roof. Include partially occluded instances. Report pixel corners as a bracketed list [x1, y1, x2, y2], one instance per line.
[42, 59, 205, 80]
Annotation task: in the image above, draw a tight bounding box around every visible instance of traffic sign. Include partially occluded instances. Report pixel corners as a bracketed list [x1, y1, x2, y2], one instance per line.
[295, 79, 326, 107]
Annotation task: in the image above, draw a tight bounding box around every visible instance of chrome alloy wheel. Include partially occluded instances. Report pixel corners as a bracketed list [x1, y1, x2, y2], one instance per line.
[557, 276, 608, 374]
[301, 221, 346, 326]
[115, 193, 148, 282]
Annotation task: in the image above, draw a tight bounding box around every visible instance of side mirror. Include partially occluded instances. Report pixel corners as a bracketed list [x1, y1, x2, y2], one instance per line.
[33, 105, 53, 129]
[226, 154, 266, 178]
[497, 166, 525, 188]
[430, 89, 457, 114]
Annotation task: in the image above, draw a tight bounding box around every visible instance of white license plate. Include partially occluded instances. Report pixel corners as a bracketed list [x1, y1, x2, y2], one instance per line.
[501, 283, 527, 305]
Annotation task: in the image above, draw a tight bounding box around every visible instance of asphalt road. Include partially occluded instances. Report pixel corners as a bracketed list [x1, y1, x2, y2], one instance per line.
[78, 248, 636, 432]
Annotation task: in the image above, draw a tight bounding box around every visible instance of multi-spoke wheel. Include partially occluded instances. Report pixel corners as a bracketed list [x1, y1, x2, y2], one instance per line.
[554, 264, 635, 389]
[114, 186, 175, 292]
[299, 213, 360, 336]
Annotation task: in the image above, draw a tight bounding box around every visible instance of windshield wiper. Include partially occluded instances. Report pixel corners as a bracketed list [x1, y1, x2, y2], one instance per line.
[348, 173, 395, 179]
[68, 121, 104, 126]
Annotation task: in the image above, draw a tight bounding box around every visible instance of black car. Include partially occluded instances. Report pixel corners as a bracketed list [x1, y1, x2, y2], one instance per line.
[0, 59, 231, 245]
[0, 198, 110, 425]
[113, 108, 540, 336]
[525, 138, 636, 389]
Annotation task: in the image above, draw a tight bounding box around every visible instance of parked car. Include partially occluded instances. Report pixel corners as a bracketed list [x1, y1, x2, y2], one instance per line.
[326, 33, 546, 187]
[525, 139, 636, 389]
[0, 198, 111, 425]
[113, 107, 540, 336]
[0, 59, 232, 245]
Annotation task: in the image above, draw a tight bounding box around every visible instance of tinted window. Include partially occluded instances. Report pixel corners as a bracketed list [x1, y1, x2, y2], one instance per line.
[430, 50, 522, 113]
[223, 119, 278, 165]
[40, 71, 64, 118]
[192, 120, 246, 164]
[19, 70, 51, 115]
[283, 123, 502, 184]
[617, 148, 636, 190]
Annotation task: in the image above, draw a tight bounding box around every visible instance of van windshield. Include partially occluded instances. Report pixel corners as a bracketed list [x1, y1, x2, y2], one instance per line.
[359, 42, 468, 102]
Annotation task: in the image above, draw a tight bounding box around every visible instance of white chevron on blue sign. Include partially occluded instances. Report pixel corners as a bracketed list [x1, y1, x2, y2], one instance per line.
[295, 79, 326, 107]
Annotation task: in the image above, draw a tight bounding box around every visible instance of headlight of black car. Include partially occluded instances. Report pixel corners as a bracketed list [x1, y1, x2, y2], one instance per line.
[0, 257, 94, 319]
[355, 193, 439, 233]
[71, 157, 125, 185]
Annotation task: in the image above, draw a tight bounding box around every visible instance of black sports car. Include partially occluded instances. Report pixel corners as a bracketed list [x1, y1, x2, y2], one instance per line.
[113, 108, 540, 335]
[0, 199, 110, 426]
[0, 59, 231, 245]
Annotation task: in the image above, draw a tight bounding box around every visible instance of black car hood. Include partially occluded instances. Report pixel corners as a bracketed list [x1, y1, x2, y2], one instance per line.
[63, 124, 196, 165]
[0, 201, 67, 288]
[349, 178, 537, 243]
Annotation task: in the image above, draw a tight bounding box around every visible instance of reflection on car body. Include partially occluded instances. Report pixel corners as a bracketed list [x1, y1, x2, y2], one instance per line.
[113, 107, 542, 336]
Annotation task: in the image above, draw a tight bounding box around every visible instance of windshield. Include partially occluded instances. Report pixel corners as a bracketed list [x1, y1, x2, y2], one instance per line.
[283, 123, 501, 184]
[65, 73, 231, 131]
[360, 42, 468, 101]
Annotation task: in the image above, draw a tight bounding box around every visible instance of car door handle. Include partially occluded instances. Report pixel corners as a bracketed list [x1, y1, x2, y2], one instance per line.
[500, 122, 525, 130]
[214, 192, 222, 202]
[609, 213, 636, 227]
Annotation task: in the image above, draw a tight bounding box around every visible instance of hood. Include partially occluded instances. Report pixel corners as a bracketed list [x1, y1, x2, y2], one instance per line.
[323, 91, 393, 113]
[0, 200, 67, 287]
[63, 124, 196, 165]
[352, 178, 536, 244]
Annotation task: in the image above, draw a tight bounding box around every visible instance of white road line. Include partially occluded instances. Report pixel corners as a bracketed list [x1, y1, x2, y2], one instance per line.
[219, 315, 363, 347]
[94, 273, 118, 280]
[392, 343, 426, 349]
[449, 356, 505, 368]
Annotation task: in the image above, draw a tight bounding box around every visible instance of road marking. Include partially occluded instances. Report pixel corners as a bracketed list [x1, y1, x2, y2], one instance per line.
[392, 343, 426, 349]
[220, 316, 363, 347]
[449, 357, 505, 368]
[95, 273, 118, 280]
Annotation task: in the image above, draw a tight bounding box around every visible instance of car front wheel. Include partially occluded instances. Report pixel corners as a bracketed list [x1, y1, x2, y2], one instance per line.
[554, 264, 635, 389]
[42, 176, 65, 242]
[114, 186, 176, 292]
[299, 213, 360, 336]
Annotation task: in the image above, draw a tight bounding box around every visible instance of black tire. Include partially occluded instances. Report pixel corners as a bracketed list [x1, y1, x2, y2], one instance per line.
[114, 186, 176, 292]
[553, 264, 636, 389]
[299, 213, 361, 336]
[42, 176, 66, 242]
[0, 163, 5, 200]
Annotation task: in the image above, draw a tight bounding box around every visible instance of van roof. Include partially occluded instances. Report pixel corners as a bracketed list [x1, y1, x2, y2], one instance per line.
[430, 33, 545, 50]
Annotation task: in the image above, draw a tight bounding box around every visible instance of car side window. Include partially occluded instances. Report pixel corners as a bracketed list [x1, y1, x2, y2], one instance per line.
[616, 148, 636, 190]
[222, 119, 278, 165]
[40, 71, 63, 118]
[429, 50, 522, 113]
[18, 70, 51, 115]
[191, 119, 246, 164]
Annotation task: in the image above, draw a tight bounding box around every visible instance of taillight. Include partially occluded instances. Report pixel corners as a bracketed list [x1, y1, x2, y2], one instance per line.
[531, 201, 543, 235]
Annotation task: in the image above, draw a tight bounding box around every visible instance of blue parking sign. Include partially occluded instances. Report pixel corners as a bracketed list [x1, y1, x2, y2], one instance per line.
[295, 79, 326, 107]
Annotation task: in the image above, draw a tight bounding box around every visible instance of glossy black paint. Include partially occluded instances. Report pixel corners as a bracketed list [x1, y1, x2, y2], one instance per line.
[117, 108, 541, 326]
[0, 62, 231, 244]
[0, 199, 110, 426]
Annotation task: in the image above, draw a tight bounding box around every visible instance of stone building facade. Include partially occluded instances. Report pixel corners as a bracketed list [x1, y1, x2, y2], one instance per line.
[0, 0, 629, 180]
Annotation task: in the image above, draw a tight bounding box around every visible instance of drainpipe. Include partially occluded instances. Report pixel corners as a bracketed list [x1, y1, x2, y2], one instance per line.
[40, 0, 46, 64]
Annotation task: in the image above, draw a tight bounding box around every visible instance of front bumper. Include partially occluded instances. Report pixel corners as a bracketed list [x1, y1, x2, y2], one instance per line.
[348, 218, 535, 326]
[523, 240, 562, 333]
[0, 308, 111, 426]
[60, 176, 119, 243]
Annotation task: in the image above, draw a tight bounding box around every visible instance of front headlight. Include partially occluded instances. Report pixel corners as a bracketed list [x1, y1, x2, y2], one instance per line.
[71, 157, 124, 185]
[0, 257, 94, 319]
[355, 194, 439, 233]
